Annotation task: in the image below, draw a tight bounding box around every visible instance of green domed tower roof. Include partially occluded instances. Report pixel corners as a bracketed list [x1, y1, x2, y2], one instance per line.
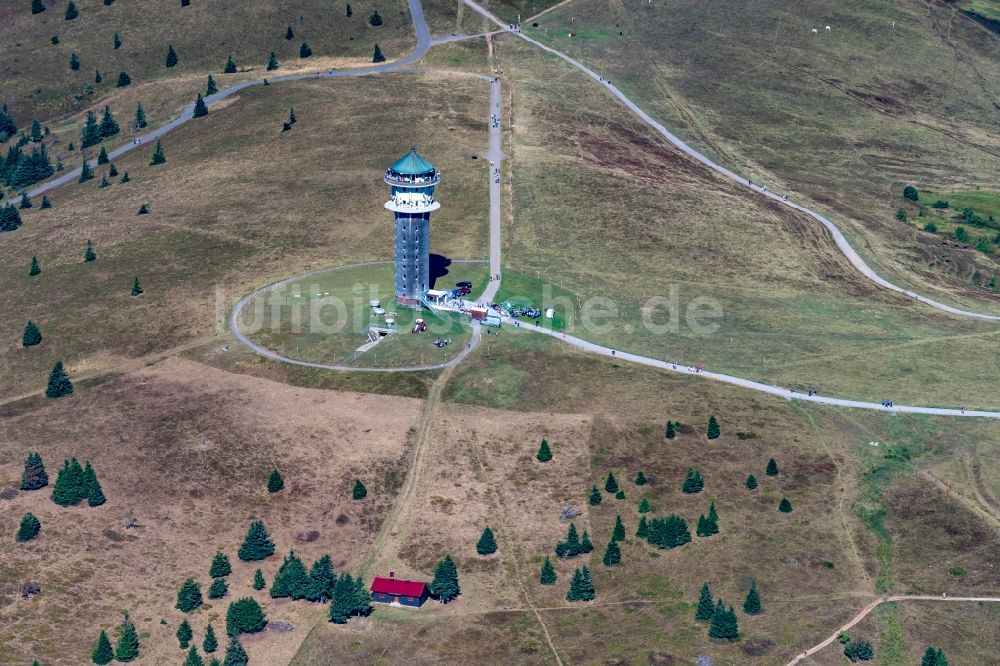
[390, 148, 435, 175]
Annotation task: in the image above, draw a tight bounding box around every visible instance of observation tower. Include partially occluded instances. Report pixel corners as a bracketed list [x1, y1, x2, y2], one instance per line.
[384, 148, 441, 306]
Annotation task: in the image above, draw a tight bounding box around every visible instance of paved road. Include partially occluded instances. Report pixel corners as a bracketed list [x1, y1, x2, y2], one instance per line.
[460, 1, 1000, 323]
[785, 595, 1000, 665]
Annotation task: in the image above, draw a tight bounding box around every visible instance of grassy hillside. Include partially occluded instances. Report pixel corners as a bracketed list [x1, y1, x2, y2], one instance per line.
[523, 0, 1000, 309]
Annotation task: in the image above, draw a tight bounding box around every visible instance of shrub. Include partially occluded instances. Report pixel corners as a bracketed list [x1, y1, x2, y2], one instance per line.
[923, 222, 938, 232]
[903, 185, 919, 201]
[844, 639, 874, 662]
[954, 226, 968, 242]
[932, 199, 949, 209]
[895, 208, 907, 221]
[17, 512, 41, 541]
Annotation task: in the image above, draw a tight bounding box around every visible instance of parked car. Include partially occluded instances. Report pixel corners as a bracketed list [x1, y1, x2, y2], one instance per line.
[456, 281, 473, 288]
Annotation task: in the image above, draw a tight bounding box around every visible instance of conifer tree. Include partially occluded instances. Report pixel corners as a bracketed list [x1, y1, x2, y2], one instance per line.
[665, 420, 676, 439]
[636, 515, 648, 538]
[637, 497, 650, 514]
[746, 474, 758, 490]
[743, 579, 761, 614]
[644, 515, 691, 549]
[19, 192, 32, 209]
[31, 118, 42, 142]
[176, 578, 204, 612]
[694, 582, 714, 621]
[116, 70, 131, 87]
[210, 551, 232, 578]
[766, 458, 779, 476]
[84, 239, 96, 261]
[266, 52, 279, 71]
[70, 52, 81, 70]
[41, 195, 51, 208]
[176, 619, 193, 648]
[285, 26, 294, 40]
[706, 415, 720, 439]
[778, 497, 793, 513]
[224, 55, 237, 74]
[588, 484, 602, 506]
[369, 10, 383, 26]
[52, 457, 82, 504]
[45, 360, 73, 398]
[91, 629, 114, 664]
[29, 255, 41, 275]
[97, 146, 109, 164]
[580, 529, 593, 553]
[604, 471, 619, 494]
[17, 512, 41, 541]
[136, 203, 148, 214]
[327, 573, 355, 623]
[843, 639, 874, 662]
[121, 172, 130, 183]
[539, 556, 556, 585]
[98, 176, 110, 188]
[193, 94, 208, 118]
[32, 0, 46, 14]
[0, 205, 22, 232]
[100, 106, 119, 137]
[681, 468, 704, 494]
[225, 598, 267, 636]
[208, 577, 228, 599]
[95, 69, 103, 84]
[81, 110, 101, 147]
[149, 140, 166, 165]
[223, 636, 248, 666]
[308, 554, 335, 601]
[84, 461, 106, 506]
[267, 469, 283, 492]
[0, 103, 17, 139]
[115, 613, 140, 662]
[634, 470, 646, 485]
[270, 550, 311, 599]
[566, 566, 595, 601]
[134, 102, 147, 129]
[165, 45, 179, 68]
[429, 554, 460, 603]
[476, 527, 497, 555]
[372, 44, 385, 63]
[536, 438, 552, 462]
[300, 42, 312, 58]
[696, 514, 711, 537]
[921, 647, 948, 666]
[183, 646, 204, 666]
[206, 75, 218, 96]
[347, 3, 352, 16]
[114, 32, 121, 49]
[22, 320, 42, 347]
[612, 514, 626, 541]
[288, 107, 296, 125]
[601, 538, 620, 566]
[252, 569, 265, 590]
[352, 479, 367, 499]
[65, 1, 78, 20]
[79, 160, 94, 183]
[21, 453, 48, 490]
[238, 520, 274, 561]
[707, 603, 739, 641]
[202, 624, 218, 653]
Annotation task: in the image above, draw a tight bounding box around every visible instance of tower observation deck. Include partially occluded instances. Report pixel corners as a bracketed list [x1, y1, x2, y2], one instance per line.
[384, 148, 441, 306]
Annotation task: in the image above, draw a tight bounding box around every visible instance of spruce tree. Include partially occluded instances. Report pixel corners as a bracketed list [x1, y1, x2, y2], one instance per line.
[352, 479, 367, 499]
[743, 579, 761, 614]
[41, 195, 51, 208]
[29, 256, 41, 276]
[99, 106, 119, 137]
[238, 520, 274, 561]
[70, 52, 81, 70]
[224, 55, 237, 74]
[267, 469, 284, 493]
[476, 527, 497, 555]
[165, 45, 179, 68]
[121, 172, 130, 183]
[17, 512, 41, 541]
[52, 458, 82, 504]
[176, 619, 193, 648]
[288, 107, 296, 124]
[708, 600, 738, 641]
[766, 458, 779, 476]
[604, 471, 619, 494]
[95, 69, 103, 84]
[615, 489, 625, 499]
[183, 646, 204, 666]
[85, 461, 106, 506]
[223, 636, 248, 666]
[588, 484, 602, 506]
[176, 578, 204, 612]
[65, 1, 78, 20]
[98, 176, 110, 188]
[45, 360, 73, 398]
[210, 551, 232, 578]
[612, 514, 626, 541]
[202, 624, 218, 653]
[134, 102, 147, 129]
[115, 613, 140, 662]
[97, 146, 109, 164]
[601, 538, 620, 566]
[193, 94, 208, 118]
[81, 110, 101, 147]
[21, 452, 48, 490]
[539, 556, 556, 585]
[79, 159, 94, 183]
[921, 647, 948, 666]
[682, 468, 704, 494]
[299, 42, 312, 58]
[114, 32, 121, 49]
[149, 140, 166, 165]
[19, 192, 32, 209]
[1, 205, 22, 232]
[269, 551, 307, 599]
[108, 163, 118, 177]
[696, 515, 711, 538]
[308, 554, 335, 601]
[266, 52, 279, 71]
[225, 597, 267, 636]
[536, 438, 552, 462]
[706, 415, 720, 439]
[843, 639, 874, 662]
[136, 203, 148, 214]
[328, 573, 355, 623]
[206, 75, 218, 96]
[22, 320, 42, 347]
[580, 530, 593, 553]
[116, 70, 131, 87]
[429, 554, 460, 603]
[567, 566, 595, 601]
[285, 25, 294, 40]
[208, 577, 228, 599]
[665, 420, 676, 439]
[746, 474, 758, 490]
[634, 470, 646, 485]
[84, 239, 96, 261]
[372, 44, 385, 63]
[252, 569, 265, 590]
[694, 582, 714, 621]
[347, 3, 353, 16]
[369, 10, 383, 26]
[637, 497, 650, 514]
[778, 497, 793, 513]
[32, 0, 46, 14]
[636, 515, 648, 538]
[91, 629, 114, 664]
[31, 118, 42, 142]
